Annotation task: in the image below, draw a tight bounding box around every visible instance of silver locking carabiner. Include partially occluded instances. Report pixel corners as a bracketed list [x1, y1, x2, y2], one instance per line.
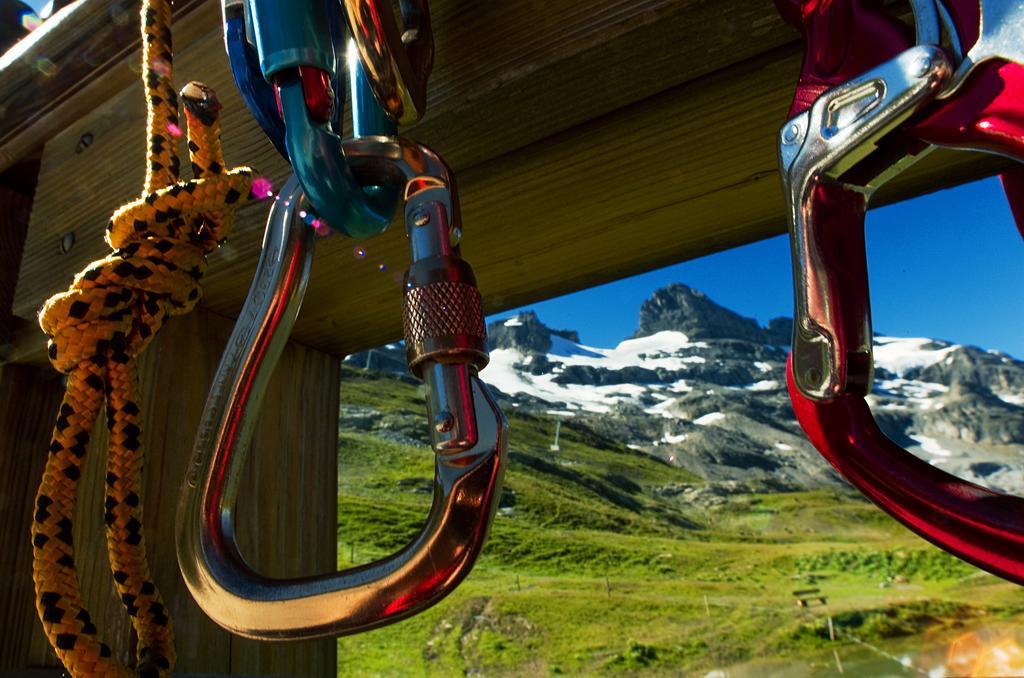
[176, 137, 507, 639]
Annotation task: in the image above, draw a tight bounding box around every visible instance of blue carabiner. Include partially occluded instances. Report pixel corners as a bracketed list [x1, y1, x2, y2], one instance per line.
[223, 1, 287, 156]
[222, 0, 399, 238]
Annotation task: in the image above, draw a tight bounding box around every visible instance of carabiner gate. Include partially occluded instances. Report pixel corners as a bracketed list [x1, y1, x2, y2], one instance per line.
[177, 138, 507, 639]
[780, 44, 951, 400]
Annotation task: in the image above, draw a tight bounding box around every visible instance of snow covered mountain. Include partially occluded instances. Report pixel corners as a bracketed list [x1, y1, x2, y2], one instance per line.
[347, 284, 1024, 495]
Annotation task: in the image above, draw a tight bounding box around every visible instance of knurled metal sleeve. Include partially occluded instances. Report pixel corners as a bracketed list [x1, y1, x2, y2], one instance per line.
[403, 280, 487, 375]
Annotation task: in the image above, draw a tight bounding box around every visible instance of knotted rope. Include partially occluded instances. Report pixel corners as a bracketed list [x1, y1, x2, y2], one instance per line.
[31, 1, 258, 674]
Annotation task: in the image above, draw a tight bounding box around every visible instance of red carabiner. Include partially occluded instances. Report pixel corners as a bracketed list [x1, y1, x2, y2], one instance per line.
[780, 0, 1024, 228]
[778, 0, 1024, 583]
[775, 0, 911, 119]
[913, 0, 1024, 236]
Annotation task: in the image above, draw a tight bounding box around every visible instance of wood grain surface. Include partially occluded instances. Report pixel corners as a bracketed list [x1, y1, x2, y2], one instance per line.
[0, 309, 338, 675]
[12, 12, 1007, 359]
[0, 364, 66, 670]
[0, 0, 212, 171]
[0, 184, 32, 348]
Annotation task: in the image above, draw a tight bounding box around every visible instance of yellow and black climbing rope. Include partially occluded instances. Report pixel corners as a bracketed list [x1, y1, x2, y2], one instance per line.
[31, 1, 257, 675]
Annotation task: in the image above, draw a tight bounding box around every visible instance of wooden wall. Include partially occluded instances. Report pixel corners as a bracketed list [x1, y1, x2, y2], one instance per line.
[3, 4, 345, 674]
[0, 310, 339, 675]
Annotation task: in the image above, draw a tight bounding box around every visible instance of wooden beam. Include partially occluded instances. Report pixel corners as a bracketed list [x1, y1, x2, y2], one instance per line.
[0, 309, 338, 675]
[0, 364, 66, 670]
[0, 0, 213, 171]
[8, 0, 1010, 361]
[0, 0, 799, 174]
[0, 163, 37, 350]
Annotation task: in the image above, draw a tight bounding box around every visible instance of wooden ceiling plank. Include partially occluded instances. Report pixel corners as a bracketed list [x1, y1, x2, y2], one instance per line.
[9, 2, 1008, 361]
[0, 0, 215, 171]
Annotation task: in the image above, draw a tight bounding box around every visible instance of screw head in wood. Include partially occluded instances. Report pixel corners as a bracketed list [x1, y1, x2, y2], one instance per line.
[75, 132, 93, 153]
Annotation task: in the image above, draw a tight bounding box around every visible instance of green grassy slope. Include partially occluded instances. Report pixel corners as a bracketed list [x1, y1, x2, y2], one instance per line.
[335, 367, 1024, 676]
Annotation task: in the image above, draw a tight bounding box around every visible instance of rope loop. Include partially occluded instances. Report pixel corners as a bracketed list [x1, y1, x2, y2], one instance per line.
[31, 2, 260, 675]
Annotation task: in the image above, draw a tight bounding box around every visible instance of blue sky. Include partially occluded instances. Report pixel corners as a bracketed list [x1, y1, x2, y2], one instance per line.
[19, 2, 1023, 356]
[493, 177, 1024, 357]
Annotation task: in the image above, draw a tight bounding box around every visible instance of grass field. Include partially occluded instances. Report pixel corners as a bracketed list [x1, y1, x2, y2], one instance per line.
[334, 367, 1024, 676]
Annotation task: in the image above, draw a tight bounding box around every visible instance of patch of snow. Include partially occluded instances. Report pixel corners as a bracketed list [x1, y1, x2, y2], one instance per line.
[484, 349, 636, 413]
[503, 316, 523, 327]
[875, 378, 947, 402]
[745, 380, 780, 392]
[483, 330, 718, 411]
[754, 361, 774, 373]
[549, 335, 603, 358]
[544, 331, 704, 372]
[627, 444, 644, 451]
[681, 356, 707, 364]
[910, 435, 953, 458]
[482, 349, 533, 393]
[775, 442, 793, 451]
[694, 412, 726, 426]
[661, 432, 688, 444]
[644, 398, 678, 419]
[668, 379, 692, 393]
[873, 336, 959, 376]
[998, 392, 1024, 407]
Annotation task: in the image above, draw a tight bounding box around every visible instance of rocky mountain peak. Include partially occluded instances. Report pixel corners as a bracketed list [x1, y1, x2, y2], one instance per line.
[634, 284, 791, 344]
[914, 345, 1024, 392]
[764, 317, 794, 345]
[348, 282, 1023, 496]
[487, 311, 579, 355]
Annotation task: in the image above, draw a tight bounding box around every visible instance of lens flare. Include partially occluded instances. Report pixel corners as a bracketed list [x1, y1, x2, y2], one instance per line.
[20, 11, 44, 32]
[251, 177, 274, 200]
[946, 629, 1024, 677]
[149, 55, 171, 77]
[34, 57, 57, 77]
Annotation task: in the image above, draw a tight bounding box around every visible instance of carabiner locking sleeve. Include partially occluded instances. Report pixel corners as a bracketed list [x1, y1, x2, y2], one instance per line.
[176, 139, 507, 640]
